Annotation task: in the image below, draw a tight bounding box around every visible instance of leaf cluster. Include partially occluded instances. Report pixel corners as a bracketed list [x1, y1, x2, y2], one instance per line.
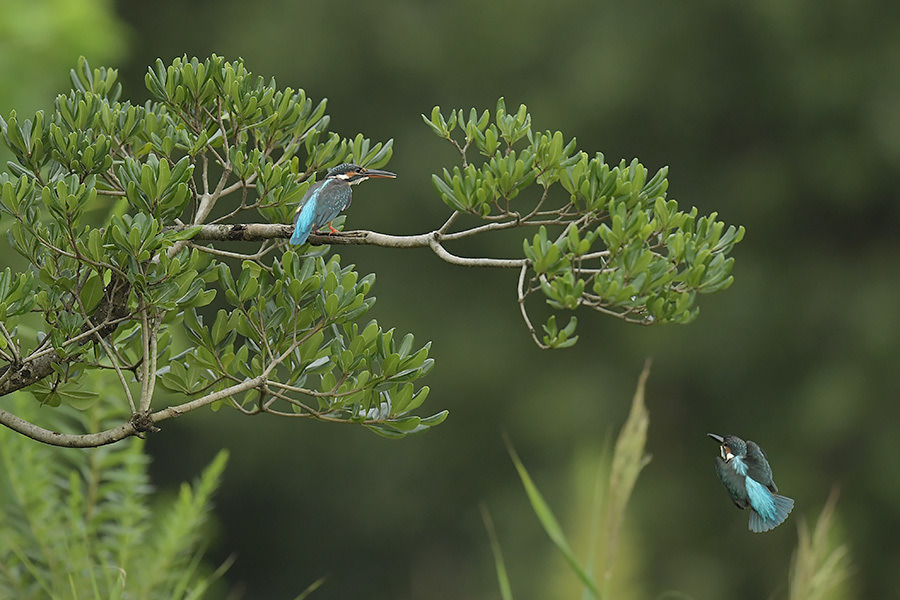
[161, 250, 444, 437]
[424, 99, 744, 348]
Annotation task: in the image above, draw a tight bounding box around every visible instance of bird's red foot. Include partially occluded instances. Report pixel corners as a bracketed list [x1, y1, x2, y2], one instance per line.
[328, 223, 339, 234]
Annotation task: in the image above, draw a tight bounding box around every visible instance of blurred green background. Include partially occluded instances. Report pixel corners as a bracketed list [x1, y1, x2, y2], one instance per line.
[3, 0, 899, 598]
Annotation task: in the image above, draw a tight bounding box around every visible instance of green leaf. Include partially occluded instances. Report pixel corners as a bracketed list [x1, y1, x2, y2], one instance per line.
[60, 389, 101, 411]
[387, 416, 421, 432]
[364, 423, 408, 439]
[419, 410, 448, 427]
[79, 274, 104, 313]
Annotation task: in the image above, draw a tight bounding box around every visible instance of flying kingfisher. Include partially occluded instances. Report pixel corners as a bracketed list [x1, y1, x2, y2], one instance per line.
[707, 433, 795, 533]
[289, 163, 397, 245]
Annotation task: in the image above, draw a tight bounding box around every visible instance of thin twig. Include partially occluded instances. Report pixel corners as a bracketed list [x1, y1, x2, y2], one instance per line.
[89, 329, 137, 413]
[188, 241, 277, 262]
[144, 312, 160, 412]
[0, 322, 20, 365]
[517, 262, 548, 349]
[23, 313, 134, 363]
[138, 308, 152, 412]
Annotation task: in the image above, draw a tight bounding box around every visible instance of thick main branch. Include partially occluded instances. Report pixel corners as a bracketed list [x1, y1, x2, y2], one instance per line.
[0, 375, 266, 448]
[173, 223, 527, 269]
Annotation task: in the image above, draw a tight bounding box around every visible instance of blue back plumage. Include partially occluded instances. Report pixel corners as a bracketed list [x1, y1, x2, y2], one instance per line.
[289, 178, 355, 246]
[745, 477, 775, 519]
[290, 182, 325, 245]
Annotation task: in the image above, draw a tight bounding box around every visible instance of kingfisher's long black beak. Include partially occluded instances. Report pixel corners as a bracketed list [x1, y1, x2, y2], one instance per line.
[362, 168, 397, 179]
[707, 433, 724, 443]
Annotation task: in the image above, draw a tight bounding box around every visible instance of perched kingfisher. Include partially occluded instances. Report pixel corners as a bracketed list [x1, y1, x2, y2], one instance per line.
[289, 163, 397, 245]
[707, 433, 795, 533]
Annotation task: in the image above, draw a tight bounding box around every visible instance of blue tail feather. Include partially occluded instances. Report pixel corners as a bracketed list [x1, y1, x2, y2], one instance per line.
[748, 493, 794, 533]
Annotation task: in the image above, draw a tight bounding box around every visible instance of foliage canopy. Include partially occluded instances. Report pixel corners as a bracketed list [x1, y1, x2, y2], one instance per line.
[0, 55, 741, 446]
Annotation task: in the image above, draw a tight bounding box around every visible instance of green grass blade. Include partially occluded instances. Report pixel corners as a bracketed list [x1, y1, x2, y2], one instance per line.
[182, 553, 236, 600]
[504, 435, 601, 599]
[480, 503, 514, 600]
[293, 575, 327, 600]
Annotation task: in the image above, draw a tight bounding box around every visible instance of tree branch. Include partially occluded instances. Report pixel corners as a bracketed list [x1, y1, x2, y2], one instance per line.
[0, 277, 131, 396]
[0, 408, 140, 448]
[171, 224, 528, 269]
[0, 375, 268, 448]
